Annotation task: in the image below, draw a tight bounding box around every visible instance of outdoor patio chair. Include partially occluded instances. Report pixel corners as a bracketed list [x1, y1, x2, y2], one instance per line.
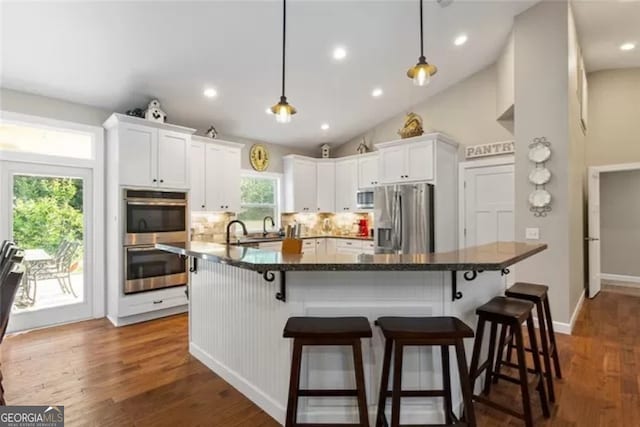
[23, 240, 81, 305]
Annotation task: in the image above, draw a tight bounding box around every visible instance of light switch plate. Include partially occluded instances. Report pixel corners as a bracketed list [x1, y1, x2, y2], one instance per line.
[525, 227, 540, 240]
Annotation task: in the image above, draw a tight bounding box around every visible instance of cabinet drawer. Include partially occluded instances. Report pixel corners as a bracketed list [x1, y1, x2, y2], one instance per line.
[120, 289, 187, 317]
[335, 239, 364, 250]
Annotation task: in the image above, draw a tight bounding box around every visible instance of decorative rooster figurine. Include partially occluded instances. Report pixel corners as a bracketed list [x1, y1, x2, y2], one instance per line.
[398, 112, 424, 139]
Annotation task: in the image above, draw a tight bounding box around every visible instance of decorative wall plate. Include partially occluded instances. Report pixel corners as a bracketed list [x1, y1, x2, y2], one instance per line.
[529, 167, 551, 185]
[528, 143, 551, 163]
[529, 189, 551, 208]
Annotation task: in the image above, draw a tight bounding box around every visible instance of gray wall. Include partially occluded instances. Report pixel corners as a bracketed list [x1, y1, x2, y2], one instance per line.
[586, 68, 640, 166]
[600, 170, 640, 277]
[334, 64, 513, 157]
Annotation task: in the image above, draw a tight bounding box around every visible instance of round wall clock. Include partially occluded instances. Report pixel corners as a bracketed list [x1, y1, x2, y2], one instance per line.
[249, 144, 269, 171]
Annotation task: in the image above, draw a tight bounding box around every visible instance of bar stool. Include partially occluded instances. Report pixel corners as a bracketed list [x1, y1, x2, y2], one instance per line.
[496, 282, 562, 404]
[375, 317, 476, 427]
[468, 297, 550, 427]
[283, 316, 372, 427]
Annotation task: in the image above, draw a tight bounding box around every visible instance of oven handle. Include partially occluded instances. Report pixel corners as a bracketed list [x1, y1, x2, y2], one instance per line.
[126, 200, 187, 207]
[126, 246, 158, 252]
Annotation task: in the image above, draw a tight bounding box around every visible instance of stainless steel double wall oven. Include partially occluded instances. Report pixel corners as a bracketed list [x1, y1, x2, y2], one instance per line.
[123, 190, 188, 294]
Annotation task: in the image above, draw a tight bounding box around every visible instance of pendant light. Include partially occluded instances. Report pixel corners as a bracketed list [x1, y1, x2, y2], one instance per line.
[270, 0, 296, 123]
[407, 0, 437, 86]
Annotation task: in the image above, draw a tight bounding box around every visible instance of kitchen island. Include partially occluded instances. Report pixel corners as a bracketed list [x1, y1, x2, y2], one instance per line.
[158, 241, 546, 425]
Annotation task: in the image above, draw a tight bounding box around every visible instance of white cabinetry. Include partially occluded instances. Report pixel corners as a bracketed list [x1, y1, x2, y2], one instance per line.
[284, 156, 317, 212]
[335, 158, 358, 212]
[106, 115, 192, 189]
[357, 153, 379, 189]
[191, 136, 244, 213]
[378, 139, 434, 184]
[316, 161, 335, 212]
[302, 239, 316, 255]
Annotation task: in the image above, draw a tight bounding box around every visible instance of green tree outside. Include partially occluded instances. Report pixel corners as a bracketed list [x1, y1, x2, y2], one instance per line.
[12, 176, 84, 254]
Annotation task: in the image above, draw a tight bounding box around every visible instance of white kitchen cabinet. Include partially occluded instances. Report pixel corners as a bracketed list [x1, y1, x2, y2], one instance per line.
[377, 135, 453, 184]
[357, 153, 379, 189]
[107, 115, 193, 189]
[192, 136, 244, 213]
[335, 239, 364, 255]
[302, 239, 316, 255]
[284, 156, 317, 213]
[314, 238, 327, 255]
[335, 158, 358, 212]
[316, 161, 335, 212]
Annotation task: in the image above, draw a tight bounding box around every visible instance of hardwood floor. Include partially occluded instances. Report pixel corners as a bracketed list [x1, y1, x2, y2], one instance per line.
[1, 289, 638, 426]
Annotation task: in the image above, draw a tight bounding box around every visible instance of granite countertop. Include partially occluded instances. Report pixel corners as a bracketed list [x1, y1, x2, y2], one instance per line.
[157, 241, 547, 272]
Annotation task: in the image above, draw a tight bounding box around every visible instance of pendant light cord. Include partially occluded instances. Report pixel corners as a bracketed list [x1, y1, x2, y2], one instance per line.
[281, 0, 287, 99]
[419, 0, 424, 59]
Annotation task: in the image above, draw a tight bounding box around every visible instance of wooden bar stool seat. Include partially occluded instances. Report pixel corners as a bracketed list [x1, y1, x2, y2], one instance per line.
[468, 297, 550, 427]
[283, 317, 372, 427]
[375, 317, 477, 427]
[498, 282, 562, 403]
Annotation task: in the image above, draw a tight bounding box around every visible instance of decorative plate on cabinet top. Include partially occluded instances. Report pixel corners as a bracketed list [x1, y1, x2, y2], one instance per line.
[250, 144, 269, 171]
[529, 189, 551, 208]
[528, 143, 551, 163]
[529, 167, 551, 185]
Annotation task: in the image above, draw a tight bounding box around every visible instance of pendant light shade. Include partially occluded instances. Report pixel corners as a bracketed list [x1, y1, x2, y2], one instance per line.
[408, 0, 437, 86]
[272, 0, 296, 123]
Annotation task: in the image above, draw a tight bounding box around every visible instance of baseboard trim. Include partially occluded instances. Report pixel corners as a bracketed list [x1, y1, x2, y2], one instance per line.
[600, 273, 640, 288]
[189, 342, 286, 424]
[107, 305, 188, 327]
[532, 290, 584, 336]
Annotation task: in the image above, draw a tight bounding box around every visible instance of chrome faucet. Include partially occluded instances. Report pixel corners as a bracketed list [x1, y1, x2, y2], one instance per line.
[262, 216, 275, 236]
[226, 220, 248, 244]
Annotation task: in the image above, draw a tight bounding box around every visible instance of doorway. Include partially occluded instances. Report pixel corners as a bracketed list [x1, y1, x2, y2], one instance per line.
[587, 163, 640, 298]
[2, 162, 94, 330]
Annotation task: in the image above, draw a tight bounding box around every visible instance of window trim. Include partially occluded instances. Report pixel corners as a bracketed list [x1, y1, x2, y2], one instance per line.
[239, 169, 282, 232]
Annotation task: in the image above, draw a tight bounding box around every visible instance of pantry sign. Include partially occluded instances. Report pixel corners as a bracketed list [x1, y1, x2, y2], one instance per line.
[465, 141, 515, 159]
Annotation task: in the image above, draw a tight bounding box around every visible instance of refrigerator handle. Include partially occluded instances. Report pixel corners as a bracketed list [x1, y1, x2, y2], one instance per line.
[397, 193, 403, 250]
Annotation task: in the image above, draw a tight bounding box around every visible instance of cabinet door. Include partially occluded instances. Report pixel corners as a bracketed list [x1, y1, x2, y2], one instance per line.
[293, 159, 317, 212]
[379, 146, 406, 184]
[190, 141, 206, 211]
[335, 159, 358, 211]
[405, 140, 434, 182]
[302, 239, 316, 255]
[222, 148, 241, 213]
[119, 124, 157, 187]
[158, 130, 190, 189]
[316, 161, 335, 212]
[358, 155, 379, 189]
[204, 144, 226, 211]
[315, 239, 327, 255]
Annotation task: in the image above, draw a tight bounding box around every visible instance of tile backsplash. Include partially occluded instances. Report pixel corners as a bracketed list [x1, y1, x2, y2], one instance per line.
[191, 211, 374, 242]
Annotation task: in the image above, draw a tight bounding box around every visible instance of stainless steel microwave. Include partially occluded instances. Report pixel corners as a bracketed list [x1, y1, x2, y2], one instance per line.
[356, 190, 374, 210]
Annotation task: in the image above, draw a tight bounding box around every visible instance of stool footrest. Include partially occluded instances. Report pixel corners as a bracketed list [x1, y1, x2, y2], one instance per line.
[471, 360, 491, 380]
[500, 360, 540, 376]
[384, 389, 446, 398]
[473, 394, 524, 420]
[298, 389, 358, 397]
[294, 423, 364, 427]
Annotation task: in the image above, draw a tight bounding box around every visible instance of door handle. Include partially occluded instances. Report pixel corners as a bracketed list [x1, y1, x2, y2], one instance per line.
[585, 237, 600, 241]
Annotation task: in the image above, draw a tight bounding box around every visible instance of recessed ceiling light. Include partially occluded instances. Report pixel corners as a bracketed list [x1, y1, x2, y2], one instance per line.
[620, 42, 636, 51]
[203, 88, 217, 98]
[332, 46, 347, 60]
[371, 88, 383, 98]
[454, 34, 468, 46]
[321, 123, 330, 131]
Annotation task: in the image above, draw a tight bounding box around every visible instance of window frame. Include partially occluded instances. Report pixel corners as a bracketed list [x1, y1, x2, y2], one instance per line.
[239, 169, 282, 233]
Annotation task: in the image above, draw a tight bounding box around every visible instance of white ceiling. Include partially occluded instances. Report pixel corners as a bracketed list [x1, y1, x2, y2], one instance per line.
[572, 1, 640, 72]
[0, 1, 536, 147]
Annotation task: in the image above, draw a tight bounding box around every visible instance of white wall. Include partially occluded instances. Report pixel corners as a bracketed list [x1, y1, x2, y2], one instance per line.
[600, 170, 640, 277]
[334, 64, 513, 157]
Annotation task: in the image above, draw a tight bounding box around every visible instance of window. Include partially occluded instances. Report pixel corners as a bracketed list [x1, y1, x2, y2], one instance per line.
[0, 123, 93, 159]
[237, 173, 280, 232]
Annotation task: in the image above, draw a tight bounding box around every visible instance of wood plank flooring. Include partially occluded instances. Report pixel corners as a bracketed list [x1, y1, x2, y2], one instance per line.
[1, 289, 638, 426]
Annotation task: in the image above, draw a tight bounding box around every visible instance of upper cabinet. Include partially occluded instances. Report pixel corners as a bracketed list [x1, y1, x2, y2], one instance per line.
[104, 114, 194, 190]
[376, 133, 457, 185]
[357, 153, 379, 189]
[335, 158, 358, 211]
[316, 161, 335, 212]
[191, 136, 243, 213]
[283, 156, 317, 212]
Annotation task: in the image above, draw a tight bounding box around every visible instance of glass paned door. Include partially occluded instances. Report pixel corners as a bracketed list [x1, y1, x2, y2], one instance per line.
[2, 162, 93, 331]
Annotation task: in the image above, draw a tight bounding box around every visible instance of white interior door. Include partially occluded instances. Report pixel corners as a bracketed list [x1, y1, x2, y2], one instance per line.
[587, 167, 601, 297]
[1, 161, 94, 332]
[463, 164, 515, 247]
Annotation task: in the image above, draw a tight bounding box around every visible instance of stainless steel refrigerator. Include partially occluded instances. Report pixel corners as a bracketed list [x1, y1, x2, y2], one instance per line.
[374, 183, 435, 254]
